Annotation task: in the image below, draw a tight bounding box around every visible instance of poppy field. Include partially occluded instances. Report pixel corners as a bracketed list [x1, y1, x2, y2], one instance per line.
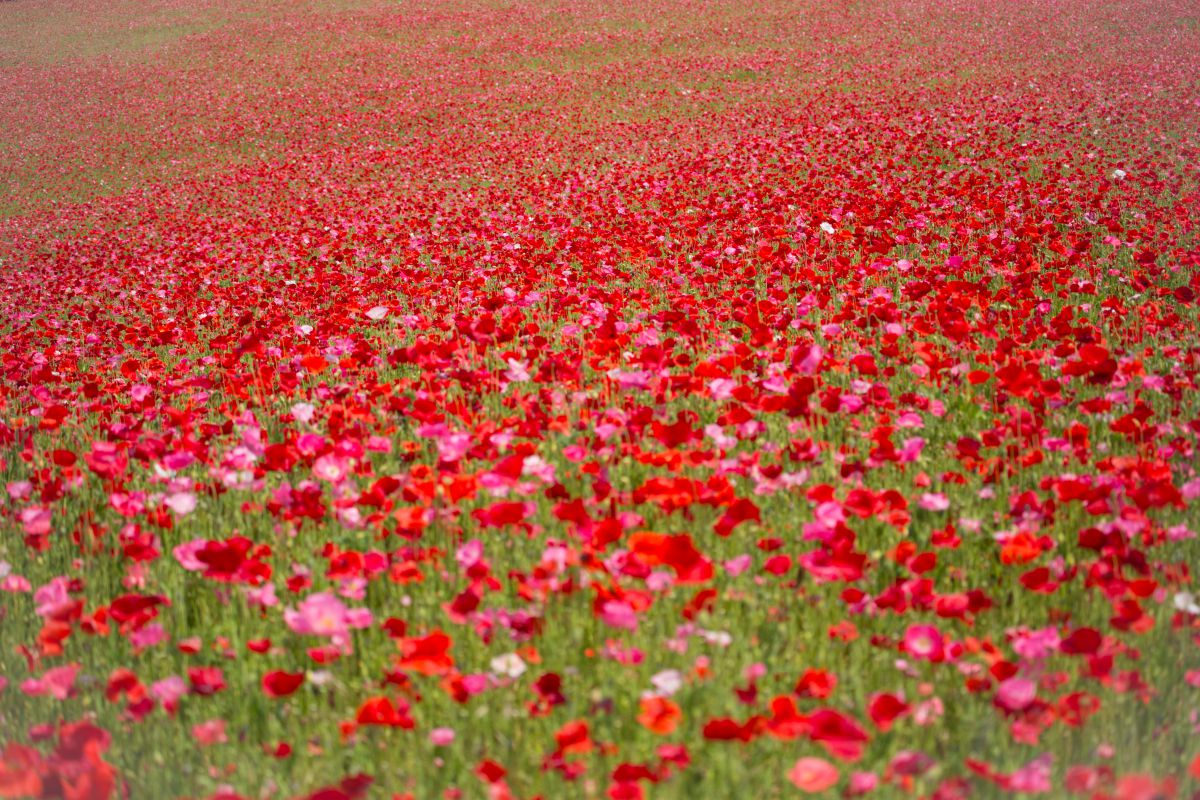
[2, 0, 1200, 797]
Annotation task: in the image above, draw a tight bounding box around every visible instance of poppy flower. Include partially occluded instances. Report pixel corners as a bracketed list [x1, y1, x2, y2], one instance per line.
[637, 696, 682, 735]
[262, 670, 305, 698]
[396, 630, 455, 675]
[788, 757, 839, 793]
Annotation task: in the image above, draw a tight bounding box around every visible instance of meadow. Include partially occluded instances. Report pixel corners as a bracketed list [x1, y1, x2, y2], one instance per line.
[1, 0, 1199, 797]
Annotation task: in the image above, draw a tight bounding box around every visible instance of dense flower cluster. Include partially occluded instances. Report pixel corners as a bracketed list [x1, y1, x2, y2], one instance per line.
[1, 0, 1199, 797]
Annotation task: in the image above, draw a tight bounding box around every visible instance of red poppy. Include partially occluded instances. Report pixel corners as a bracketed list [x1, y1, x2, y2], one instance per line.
[262, 670, 305, 698]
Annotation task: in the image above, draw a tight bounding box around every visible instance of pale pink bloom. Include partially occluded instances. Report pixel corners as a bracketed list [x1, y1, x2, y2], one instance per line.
[291, 403, 316, 423]
[437, 432, 472, 463]
[995, 677, 1037, 712]
[458, 674, 489, 696]
[646, 571, 674, 591]
[839, 394, 865, 413]
[1, 575, 31, 593]
[490, 652, 527, 679]
[456, 539, 485, 570]
[606, 368, 652, 390]
[164, 492, 197, 516]
[890, 751, 934, 776]
[161, 451, 195, 471]
[312, 454, 348, 483]
[815, 500, 845, 527]
[6, 481, 32, 500]
[366, 435, 392, 453]
[708, 378, 736, 400]
[795, 343, 824, 374]
[743, 662, 767, 681]
[1011, 627, 1061, 660]
[110, 492, 146, 517]
[1008, 754, 1052, 793]
[919, 493, 950, 511]
[913, 697, 944, 726]
[173, 539, 208, 571]
[244, 582, 279, 609]
[430, 728, 456, 746]
[151, 676, 188, 714]
[522, 456, 556, 483]
[34, 577, 72, 619]
[899, 437, 925, 462]
[651, 670, 684, 696]
[22, 664, 79, 700]
[599, 600, 638, 631]
[761, 375, 789, 395]
[789, 756, 839, 793]
[603, 640, 644, 665]
[1181, 478, 1200, 500]
[296, 433, 327, 457]
[335, 506, 364, 529]
[595, 422, 622, 440]
[337, 577, 368, 600]
[130, 623, 167, 652]
[284, 591, 372, 642]
[192, 719, 228, 746]
[847, 771, 878, 796]
[19, 506, 52, 537]
[1167, 525, 1195, 542]
[240, 424, 266, 455]
[723, 555, 752, 576]
[221, 446, 258, 470]
[705, 424, 737, 449]
[365, 305, 389, 320]
[504, 359, 530, 383]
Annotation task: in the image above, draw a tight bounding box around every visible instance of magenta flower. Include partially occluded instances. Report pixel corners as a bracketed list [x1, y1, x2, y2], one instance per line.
[995, 677, 1037, 712]
[903, 624, 945, 661]
[599, 600, 638, 631]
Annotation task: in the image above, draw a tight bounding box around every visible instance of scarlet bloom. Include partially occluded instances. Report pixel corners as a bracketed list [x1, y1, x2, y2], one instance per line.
[187, 666, 226, 696]
[702, 717, 761, 742]
[637, 696, 682, 735]
[1113, 774, 1177, 800]
[1000, 532, 1042, 565]
[261, 670, 305, 698]
[554, 720, 593, 755]
[396, 630, 455, 675]
[789, 757, 839, 793]
[867, 692, 910, 732]
[0, 744, 44, 797]
[808, 709, 870, 762]
[1059, 627, 1102, 655]
[627, 532, 713, 584]
[195, 536, 271, 584]
[795, 669, 837, 699]
[355, 696, 414, 728]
